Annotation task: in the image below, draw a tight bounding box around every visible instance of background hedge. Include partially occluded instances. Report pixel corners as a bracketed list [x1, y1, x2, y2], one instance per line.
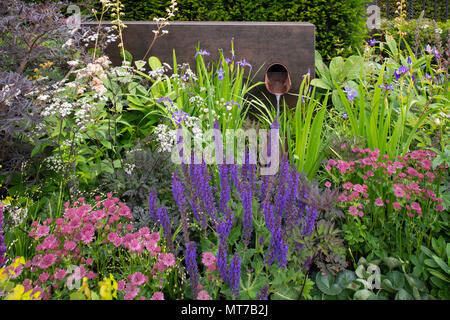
[101, 0, 370, 61]
[375, 0, 448, 22]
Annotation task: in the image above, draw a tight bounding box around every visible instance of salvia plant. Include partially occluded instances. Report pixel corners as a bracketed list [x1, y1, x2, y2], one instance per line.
[146, 133, 339, 299]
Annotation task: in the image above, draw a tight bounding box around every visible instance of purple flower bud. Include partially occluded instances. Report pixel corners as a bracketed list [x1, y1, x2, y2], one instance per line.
[185, 241, 199, 298]
[229, 252, 241, 296]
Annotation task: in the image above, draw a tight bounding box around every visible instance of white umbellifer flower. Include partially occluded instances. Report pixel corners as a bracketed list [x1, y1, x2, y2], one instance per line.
[435, 28, 442, 34]
[62, 39, 74, 48]
[9, 207, 28, 227]
[422, 24, 429, 29]
[67, 60, 79, 67]
[37, 94, 50, 101]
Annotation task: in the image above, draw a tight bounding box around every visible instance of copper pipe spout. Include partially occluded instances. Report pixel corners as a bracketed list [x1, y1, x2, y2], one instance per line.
[265, 63, 291, 95]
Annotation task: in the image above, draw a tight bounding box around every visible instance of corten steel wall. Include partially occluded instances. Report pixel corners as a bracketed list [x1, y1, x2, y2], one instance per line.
[85, 21, 315, 107]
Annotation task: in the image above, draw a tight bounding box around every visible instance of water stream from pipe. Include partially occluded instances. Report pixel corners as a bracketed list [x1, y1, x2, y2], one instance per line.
[275, 94, 281, 120]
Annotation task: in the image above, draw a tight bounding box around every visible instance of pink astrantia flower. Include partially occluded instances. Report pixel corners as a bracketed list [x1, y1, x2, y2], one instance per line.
[129, 272, 148, 286]
[39, 272, 50, 283]
[160, 253, 175, 267]
[374, 198, 384, 207]
[35, 225, 50, 238]
[54, 269, 67, 280]
[39, 254, 56, 270]
[353, 184, 365, 193]
[117, 280, 126, 291]
[151, 292, 164, 300]
[64, 241, 77, 251]
[349, 206, 358, 216]
[197, 290, 211, 300]
[394, 186, 405, 198]
[202, 252, 216, 267]
[392, 202, 402, 210]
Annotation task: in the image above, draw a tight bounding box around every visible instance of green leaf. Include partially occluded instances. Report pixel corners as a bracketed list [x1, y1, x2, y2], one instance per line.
[336, 270, 357, 289]
[355, 265, 366, 279]
[383, 257, 402, 270]
[120, 49, 133, 63]
[329, 56, 345, 84]
[134, 60, 146, 70]
[69, 291, 86, 300]
[353, 289, 374, 300]
[149, 56, 162, 71]
[395, 289, 413, 300]
[228, 226, 241, 245]
[385, 271, 405, 290]
[113, 159, 122, 169]
[404, 274, 427, 292]
[311, 78, 331, 90]
[271, 285, 298, 300]
[315, 273, 343, 296]
[431, 256, 450, 275]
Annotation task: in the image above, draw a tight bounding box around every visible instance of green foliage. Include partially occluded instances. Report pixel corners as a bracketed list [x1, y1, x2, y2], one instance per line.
[103, 0, 369, 61]
[411, 236, 450, 299]
[313, 256, 436, 300]
[381, 17, 450, 60]
[377, 0, 448, 22]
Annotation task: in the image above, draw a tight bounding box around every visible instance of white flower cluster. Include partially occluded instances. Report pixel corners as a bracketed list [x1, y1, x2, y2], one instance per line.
[41, 97, 75, 118]
[189, 95, 206, 106]
[154, 113, 202, 153]
[154, 124, 176, 153]
[148, 63, 172, 79]
[44, 155, 65, 172]
[8, 206, 28, 227]
[124, 163, 136, 175]
[0, 84, 21, 107]
[80, 27, 118, 47]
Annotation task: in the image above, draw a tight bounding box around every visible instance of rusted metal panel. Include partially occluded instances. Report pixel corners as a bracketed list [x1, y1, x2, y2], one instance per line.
[85, 21, 315, 107]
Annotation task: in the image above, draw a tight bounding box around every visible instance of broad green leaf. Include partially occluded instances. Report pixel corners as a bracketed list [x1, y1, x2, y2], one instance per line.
[271, 286, 298, 300]
[431, 256, 450, 276]
[383, 257, 402, 270]
[329, 56, 345, 84]
[404, 274, 427, 292]
[385, 271, 405, 290]
[149, 56, 162, 71]
[311, 78, 331, 90]
[395, 289, 413, 300]
[353, 289, 374, 300]
[120, 49, 133, 63]
[315, 273, 343, 296]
